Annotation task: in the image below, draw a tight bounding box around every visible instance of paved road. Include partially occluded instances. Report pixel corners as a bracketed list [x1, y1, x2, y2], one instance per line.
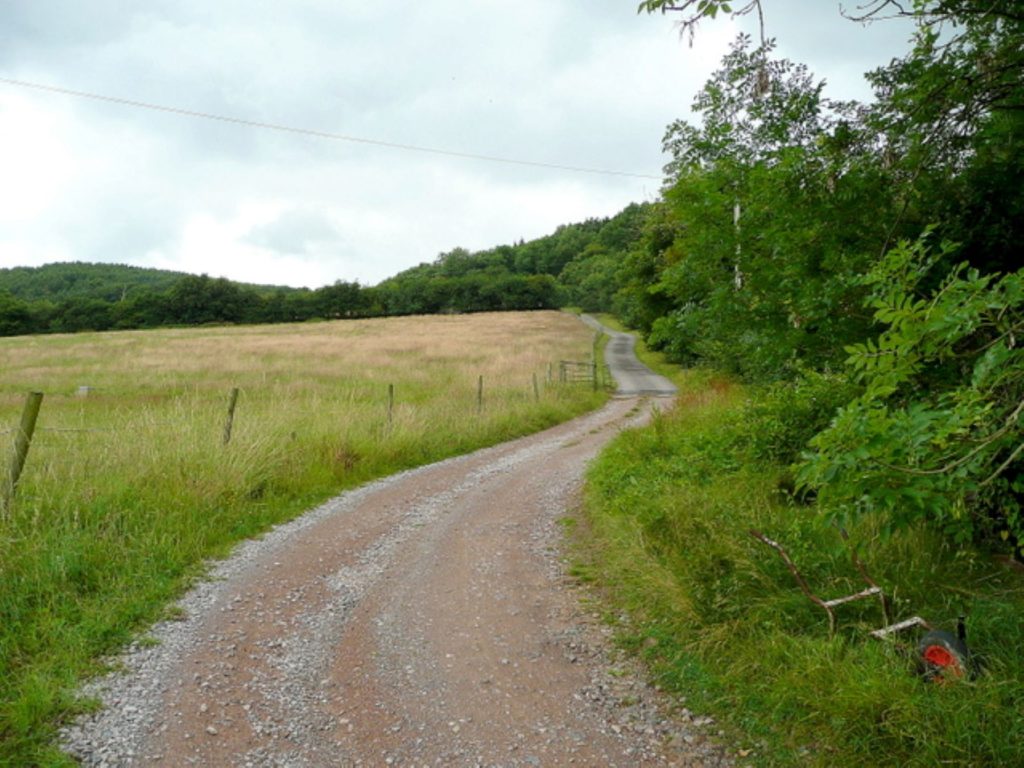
[580, 315, 677, 397]
[63, 320, 726, 767]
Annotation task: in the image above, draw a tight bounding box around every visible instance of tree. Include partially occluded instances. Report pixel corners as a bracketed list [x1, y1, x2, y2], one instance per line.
[614, 202, 682, 337]
[50, 297, 114, 333]
[164, 275, 259, 325]
[860, 1, 1024, 275]
[638, 1, 765, 45]
[636, 0, 1024, 549]
[799, 232, 1024, 554]
[0, 291, 35, 337]
[313, 281, 366, 318]
[634, 35, 894, 377]
[559, 244, 619, 312]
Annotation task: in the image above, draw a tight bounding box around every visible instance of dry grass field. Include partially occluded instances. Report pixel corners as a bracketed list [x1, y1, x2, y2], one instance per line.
[0, 311, 606, 766]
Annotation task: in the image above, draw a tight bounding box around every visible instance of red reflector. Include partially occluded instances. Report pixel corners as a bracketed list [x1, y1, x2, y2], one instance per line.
[923, 645, 957, 669]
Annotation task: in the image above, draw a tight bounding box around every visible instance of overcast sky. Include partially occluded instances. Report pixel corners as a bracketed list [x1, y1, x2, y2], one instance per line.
[0, 2, 915, 288]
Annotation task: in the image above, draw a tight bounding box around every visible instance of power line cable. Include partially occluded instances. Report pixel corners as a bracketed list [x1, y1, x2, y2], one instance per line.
[0, 77, 662, 181]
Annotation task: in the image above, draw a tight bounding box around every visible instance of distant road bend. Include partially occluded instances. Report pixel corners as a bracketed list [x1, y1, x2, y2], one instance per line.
[63, 316, 726, 767]
[581, 315, 677, 397]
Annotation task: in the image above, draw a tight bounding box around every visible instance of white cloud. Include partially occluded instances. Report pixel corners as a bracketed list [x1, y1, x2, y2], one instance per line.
[148, 203, 339, 288]
[0, 91, 77, 223]
[0, 2, 913, 288]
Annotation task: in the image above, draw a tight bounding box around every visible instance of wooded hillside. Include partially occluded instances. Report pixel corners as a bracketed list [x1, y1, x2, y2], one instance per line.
[0, 262, 191, 302]
[0, 204, 649, 336]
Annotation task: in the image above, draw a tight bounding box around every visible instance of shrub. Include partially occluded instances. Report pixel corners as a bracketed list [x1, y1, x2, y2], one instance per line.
[737, 371, 861, 466]
[798, 231, 1024, 553]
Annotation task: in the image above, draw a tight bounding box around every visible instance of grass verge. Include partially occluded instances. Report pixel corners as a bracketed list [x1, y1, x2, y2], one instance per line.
[0, 311, 607, 766]
[576, 369, 1024, 766]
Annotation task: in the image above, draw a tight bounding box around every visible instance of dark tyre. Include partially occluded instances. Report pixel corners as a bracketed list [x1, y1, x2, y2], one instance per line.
[916, 630, 971, 683]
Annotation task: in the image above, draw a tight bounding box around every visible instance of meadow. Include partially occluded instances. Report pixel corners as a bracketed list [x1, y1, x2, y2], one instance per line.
[0, 311, 606, 766]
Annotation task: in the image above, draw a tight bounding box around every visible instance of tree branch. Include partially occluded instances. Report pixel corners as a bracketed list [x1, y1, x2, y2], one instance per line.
[980, 441, 1024, 487]
[874, 395, 1024, 478]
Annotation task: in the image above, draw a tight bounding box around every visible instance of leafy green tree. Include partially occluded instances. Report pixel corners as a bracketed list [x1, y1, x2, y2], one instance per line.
[434, 247, 476, 278]
[110, 289, 169, 329]
[594, 203, 650, 251]
[613, 202, 681, 336]
[630, 0, 1024, 551]
[799, 231, 1024, 553]
[638, 1, 765, 45]
[50, 297, 114, 333]
[281, 290, 318, 322]
[559, 244, 620, 312]
[164, 275, 260, 325]
[0, 291, 35, 337]
[0, 262, 186, 303]
[860, 1, 1024, 276]
[313, 281, 366, 318]
[636, 35, 895, 377]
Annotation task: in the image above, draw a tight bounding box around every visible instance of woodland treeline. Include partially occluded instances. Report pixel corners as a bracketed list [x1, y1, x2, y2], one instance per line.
[0, 205, 645, 335]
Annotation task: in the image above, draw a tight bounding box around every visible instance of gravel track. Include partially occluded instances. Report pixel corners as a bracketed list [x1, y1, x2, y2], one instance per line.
[62, 321, 730, 767]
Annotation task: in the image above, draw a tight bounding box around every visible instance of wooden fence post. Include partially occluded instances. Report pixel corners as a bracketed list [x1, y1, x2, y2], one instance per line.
[3, 391, 43, 514]
[223, 387, 240, 445]
[477, 375, 484, 415]
[387, 383, 395, 429]
[533, 372, 540, 402]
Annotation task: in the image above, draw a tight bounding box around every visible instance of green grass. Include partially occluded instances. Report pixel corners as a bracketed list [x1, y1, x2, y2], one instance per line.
[0, 311, 607, 766]
[577, 369, 1024, 767]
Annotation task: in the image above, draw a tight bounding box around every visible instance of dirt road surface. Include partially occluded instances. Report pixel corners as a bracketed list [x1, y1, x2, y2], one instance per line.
[580, 316, 677, 397]
[63, 319, 728, 767]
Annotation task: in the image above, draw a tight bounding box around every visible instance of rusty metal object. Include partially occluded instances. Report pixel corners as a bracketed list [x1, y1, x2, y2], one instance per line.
[835, 525, 893, 629]
[749, 528, 930, 641]
[871, 615, 929, 640]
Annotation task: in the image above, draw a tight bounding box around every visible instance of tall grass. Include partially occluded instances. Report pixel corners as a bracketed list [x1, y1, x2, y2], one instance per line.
[0, 311, 606, 766]
[578, 370, 1024, 767]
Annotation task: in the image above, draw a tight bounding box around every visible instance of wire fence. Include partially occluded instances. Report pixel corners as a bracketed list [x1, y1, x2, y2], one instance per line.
[1, 423, 190, 435]
[1, 358, 606, 509]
